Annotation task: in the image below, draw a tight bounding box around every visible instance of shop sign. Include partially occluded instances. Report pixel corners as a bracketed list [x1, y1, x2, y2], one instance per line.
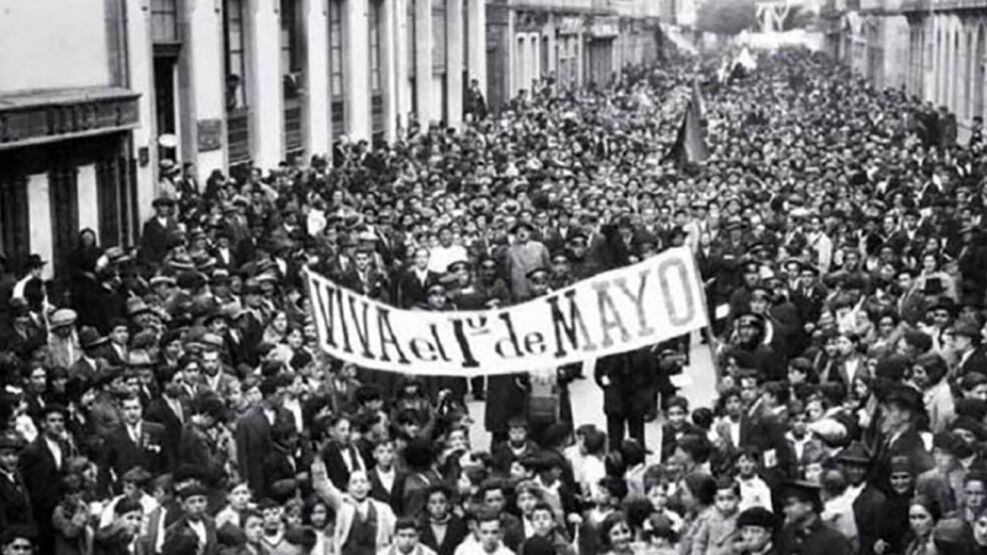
[0, 88, 139, 149]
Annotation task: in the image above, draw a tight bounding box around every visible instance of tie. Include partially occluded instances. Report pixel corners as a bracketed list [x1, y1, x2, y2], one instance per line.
[130, 425, 140, 445]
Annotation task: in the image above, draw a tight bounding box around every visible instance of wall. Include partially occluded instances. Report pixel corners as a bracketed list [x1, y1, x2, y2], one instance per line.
[0, 0, 111, 91]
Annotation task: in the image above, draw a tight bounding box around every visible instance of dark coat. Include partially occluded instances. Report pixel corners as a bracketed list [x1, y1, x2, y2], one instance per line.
[484, 373, 528, 434]
[235, 407, 292, 500]
[321, 440, 367, 491]
[0, 469, 33, 531]
[396, 269, 443, 308]
[595, 351, 655, 416]
[165, 515, 219, 555]
[139, 217, 179, 265]
[99, 420, 171, 492]
[419, 515, 469, 555]
[852, 484, 888, 555]
[19, 435, 66, 515]
[368, 466, 403, 513]
[872, 426, 934, 487]
[144, 396, 186, 474]
[178, 425, 225, 487]
[777, 517, 852, 555]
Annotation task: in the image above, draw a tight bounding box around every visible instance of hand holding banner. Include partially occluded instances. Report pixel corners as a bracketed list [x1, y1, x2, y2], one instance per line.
[306, 247, 709, 376]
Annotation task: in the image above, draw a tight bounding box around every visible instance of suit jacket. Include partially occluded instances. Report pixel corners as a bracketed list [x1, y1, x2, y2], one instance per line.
[99, 421, 171, 492]
[0, 470, 33, 530]
[19, 435, 68, 513]
[140, 217, 179, 265]
[178, 424, 225, 486]
[145, 396, 185, 473]
[321, 440, 367, 491]
[959, 348, 987, 378]
[339, 267, 390, 301]
[236, 407, 291, 500]
[165, 515, 218, 555]
[396, 268, 442, 308]
[851, 485, 888, 555]
[419, 515, 469, 555]
[368, 466, 403, 513]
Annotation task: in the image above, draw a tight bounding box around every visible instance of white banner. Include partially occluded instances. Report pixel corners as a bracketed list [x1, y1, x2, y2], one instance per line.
[307, 247, 708, 376]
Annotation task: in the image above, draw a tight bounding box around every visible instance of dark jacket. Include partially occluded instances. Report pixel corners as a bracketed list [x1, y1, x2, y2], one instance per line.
[419, 515, 469, 555]
[99, 420, 171, 493]
[777, 516, 852, 555]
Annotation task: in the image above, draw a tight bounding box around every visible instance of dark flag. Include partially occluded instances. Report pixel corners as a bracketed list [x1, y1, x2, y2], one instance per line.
[667, 99, 708, 167]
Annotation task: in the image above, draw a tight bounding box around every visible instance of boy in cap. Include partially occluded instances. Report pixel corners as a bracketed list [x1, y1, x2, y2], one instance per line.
[735, 507, 778, 555]
[777, 481, 851, 555]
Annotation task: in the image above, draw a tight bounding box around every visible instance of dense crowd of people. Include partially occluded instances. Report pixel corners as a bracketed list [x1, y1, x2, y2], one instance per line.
[2, 45, 987, 555]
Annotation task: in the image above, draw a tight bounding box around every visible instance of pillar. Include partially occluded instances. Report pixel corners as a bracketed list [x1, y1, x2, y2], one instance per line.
[304, 0, 331, 155]
[414, 0, 433, 125]
[344, 0, 371, 140]
[27, 174, 53, 281]
[393, 0, 411, 133]
[467, 0, 486, 93]
[185, 0, 226, 179]
[125, 0, 156, 221]
[248, 0, 285, 169]
[78, 165, 101, 241]
[446, 0, 463, 128]
[382, 0, 400, 140]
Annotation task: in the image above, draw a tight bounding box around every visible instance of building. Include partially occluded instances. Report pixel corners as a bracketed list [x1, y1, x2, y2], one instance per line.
[901, 0, 987, 137]
[0, 0, 660, 277]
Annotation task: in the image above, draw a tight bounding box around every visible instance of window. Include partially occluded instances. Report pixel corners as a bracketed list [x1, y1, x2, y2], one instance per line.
[223, 0, 248, 110]
[281, 0, 302, 99]
[151, 0, 180, 43]
[370, 0, 383, 92]
[432, 0, 446, 73]
[329, 0, 344, 98]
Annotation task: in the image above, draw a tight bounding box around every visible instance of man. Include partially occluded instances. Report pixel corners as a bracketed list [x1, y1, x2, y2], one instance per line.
[321, 414, 368, 490]
[140, 197, 179, 266]
[379, 518, 438, 555]
[398, 247, 442, 308]
[165, 481, 219, 554]
[454, 511, 515, 555]
[47, 308, 80, 368]
[477, 480, 525, 551]
[833, 441, 889, 555]
[736, 507, 779, 555]
[0, 527, 35, 555]
[197, 348, 240, 399]
[777, 481, 851, 555]
[505, 221, 551, 301]
[0, 434, 32, 532]
[465, 78, 488, 121]
[428, 226, 468, 275]
[145, 367, 187, 474]
[872, 385, 935, 483]
[100, 393, 171, 493]
[236, 375, 291, 500]
[312, 463, 397, 554]
[953, 318, 987, 378]
[340, 245, 390, 301]
[19, 404, 71, 554]
[420, 485, 469, 555]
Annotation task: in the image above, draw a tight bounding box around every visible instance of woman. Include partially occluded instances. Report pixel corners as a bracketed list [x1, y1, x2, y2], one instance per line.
[911, 353, 955, 434]
[677, 473, 718, 555]
[263, 310, 290, 345]
[599, 512, 635, 555]
[877, 456, 916, 555]
[304, 496, 336, 555]
[904, 495, 941, 555]
[52, 476, 92, 555]
[69, 228, 101, 278]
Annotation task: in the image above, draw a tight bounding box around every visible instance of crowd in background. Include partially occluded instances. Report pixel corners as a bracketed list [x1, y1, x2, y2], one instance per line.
[3, 46, 987, 555]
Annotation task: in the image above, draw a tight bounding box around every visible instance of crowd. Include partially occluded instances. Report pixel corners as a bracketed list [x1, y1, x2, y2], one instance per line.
[2, 45, 987, 555]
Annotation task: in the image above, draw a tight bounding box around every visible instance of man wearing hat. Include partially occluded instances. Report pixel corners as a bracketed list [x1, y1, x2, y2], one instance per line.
[236, 375, 293, 500]
[0, 433, 32, 531]
[833, 441, 890, 555]
[506, 220, 551, 300]
[953, 318, 987, 378]
[777, 481, 852, 555]
[736, 507, 779, 555]
[140, 196, 179, 266]
[69, 326, 109, 390]
[166, 480, 220, 554]
[427, 225, 468, 275]
[872, 385, 935, 483]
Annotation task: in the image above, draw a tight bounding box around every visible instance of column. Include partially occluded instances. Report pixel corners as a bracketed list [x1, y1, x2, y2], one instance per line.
[345, 0, 371, 140]
[446, 0, 463, 129]
[248, 0, 284, 169]
[394, 0, 411, 133]
[467, 0, 486, 93]
[381, 0, 400, 140]
[77, 165, 101, 241]
[304, 0, 331, 155]
[415, 0, 433, 125]
[27, 174, 53, 281]
[185, 0, 226, 179]
[125, 0, 156, 221]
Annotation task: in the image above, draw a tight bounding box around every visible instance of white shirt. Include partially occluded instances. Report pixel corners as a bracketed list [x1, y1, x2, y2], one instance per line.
[376, 466, 395, 494]
[283, 397, 303, 432]
[44, 436, 62, 470]
[428, 245, 468, 274]
[188, 519, 208, 548]
[453, 537, 515, 555]
[737, 476, 773, 512]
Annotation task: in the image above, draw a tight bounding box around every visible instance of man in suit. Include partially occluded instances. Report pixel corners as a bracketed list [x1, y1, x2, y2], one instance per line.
[69, 326, 108, 391]
[954, 319, 987, 378]
[145, 369, 187, 475]
[99, 393, 171, 495]
[397, 247, 442, 308]
[140, 196, 179, 266]
[0, 434, 33, 532]
[596, 350, 655, 451]
[872, 386, 935, 486]
[321, 414, 367, 490]
[834, 442, 890, 555]
[339, 246, 390, 302]
[235, 375, 291, 500]
[368, 438, 403, 513]
[165, 481, 219, 555]
[19, 404, 72, 554]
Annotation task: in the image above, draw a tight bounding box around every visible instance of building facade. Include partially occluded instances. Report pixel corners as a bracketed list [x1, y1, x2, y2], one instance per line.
[900, 0, 987, 136]
[0, 0, 660, 275]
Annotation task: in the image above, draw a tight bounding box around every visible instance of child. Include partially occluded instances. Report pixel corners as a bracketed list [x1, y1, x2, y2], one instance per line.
[690, 477, 740, 555]
[576, 476, 627, 555]
[641, 465, 684, 534]
[734, 447, 773, 512]
[215, 480, 253, 530]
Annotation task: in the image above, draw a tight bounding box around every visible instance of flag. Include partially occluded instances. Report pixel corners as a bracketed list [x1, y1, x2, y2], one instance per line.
[667, 99, 708, 167]
[692, 77, 705, 120]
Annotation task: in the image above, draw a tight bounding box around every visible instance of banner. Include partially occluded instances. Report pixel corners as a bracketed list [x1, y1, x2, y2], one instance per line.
[306, 247, 709, 376]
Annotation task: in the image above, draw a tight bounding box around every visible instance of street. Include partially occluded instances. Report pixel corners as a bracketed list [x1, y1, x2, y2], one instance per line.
[468, 331, 719, 454]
